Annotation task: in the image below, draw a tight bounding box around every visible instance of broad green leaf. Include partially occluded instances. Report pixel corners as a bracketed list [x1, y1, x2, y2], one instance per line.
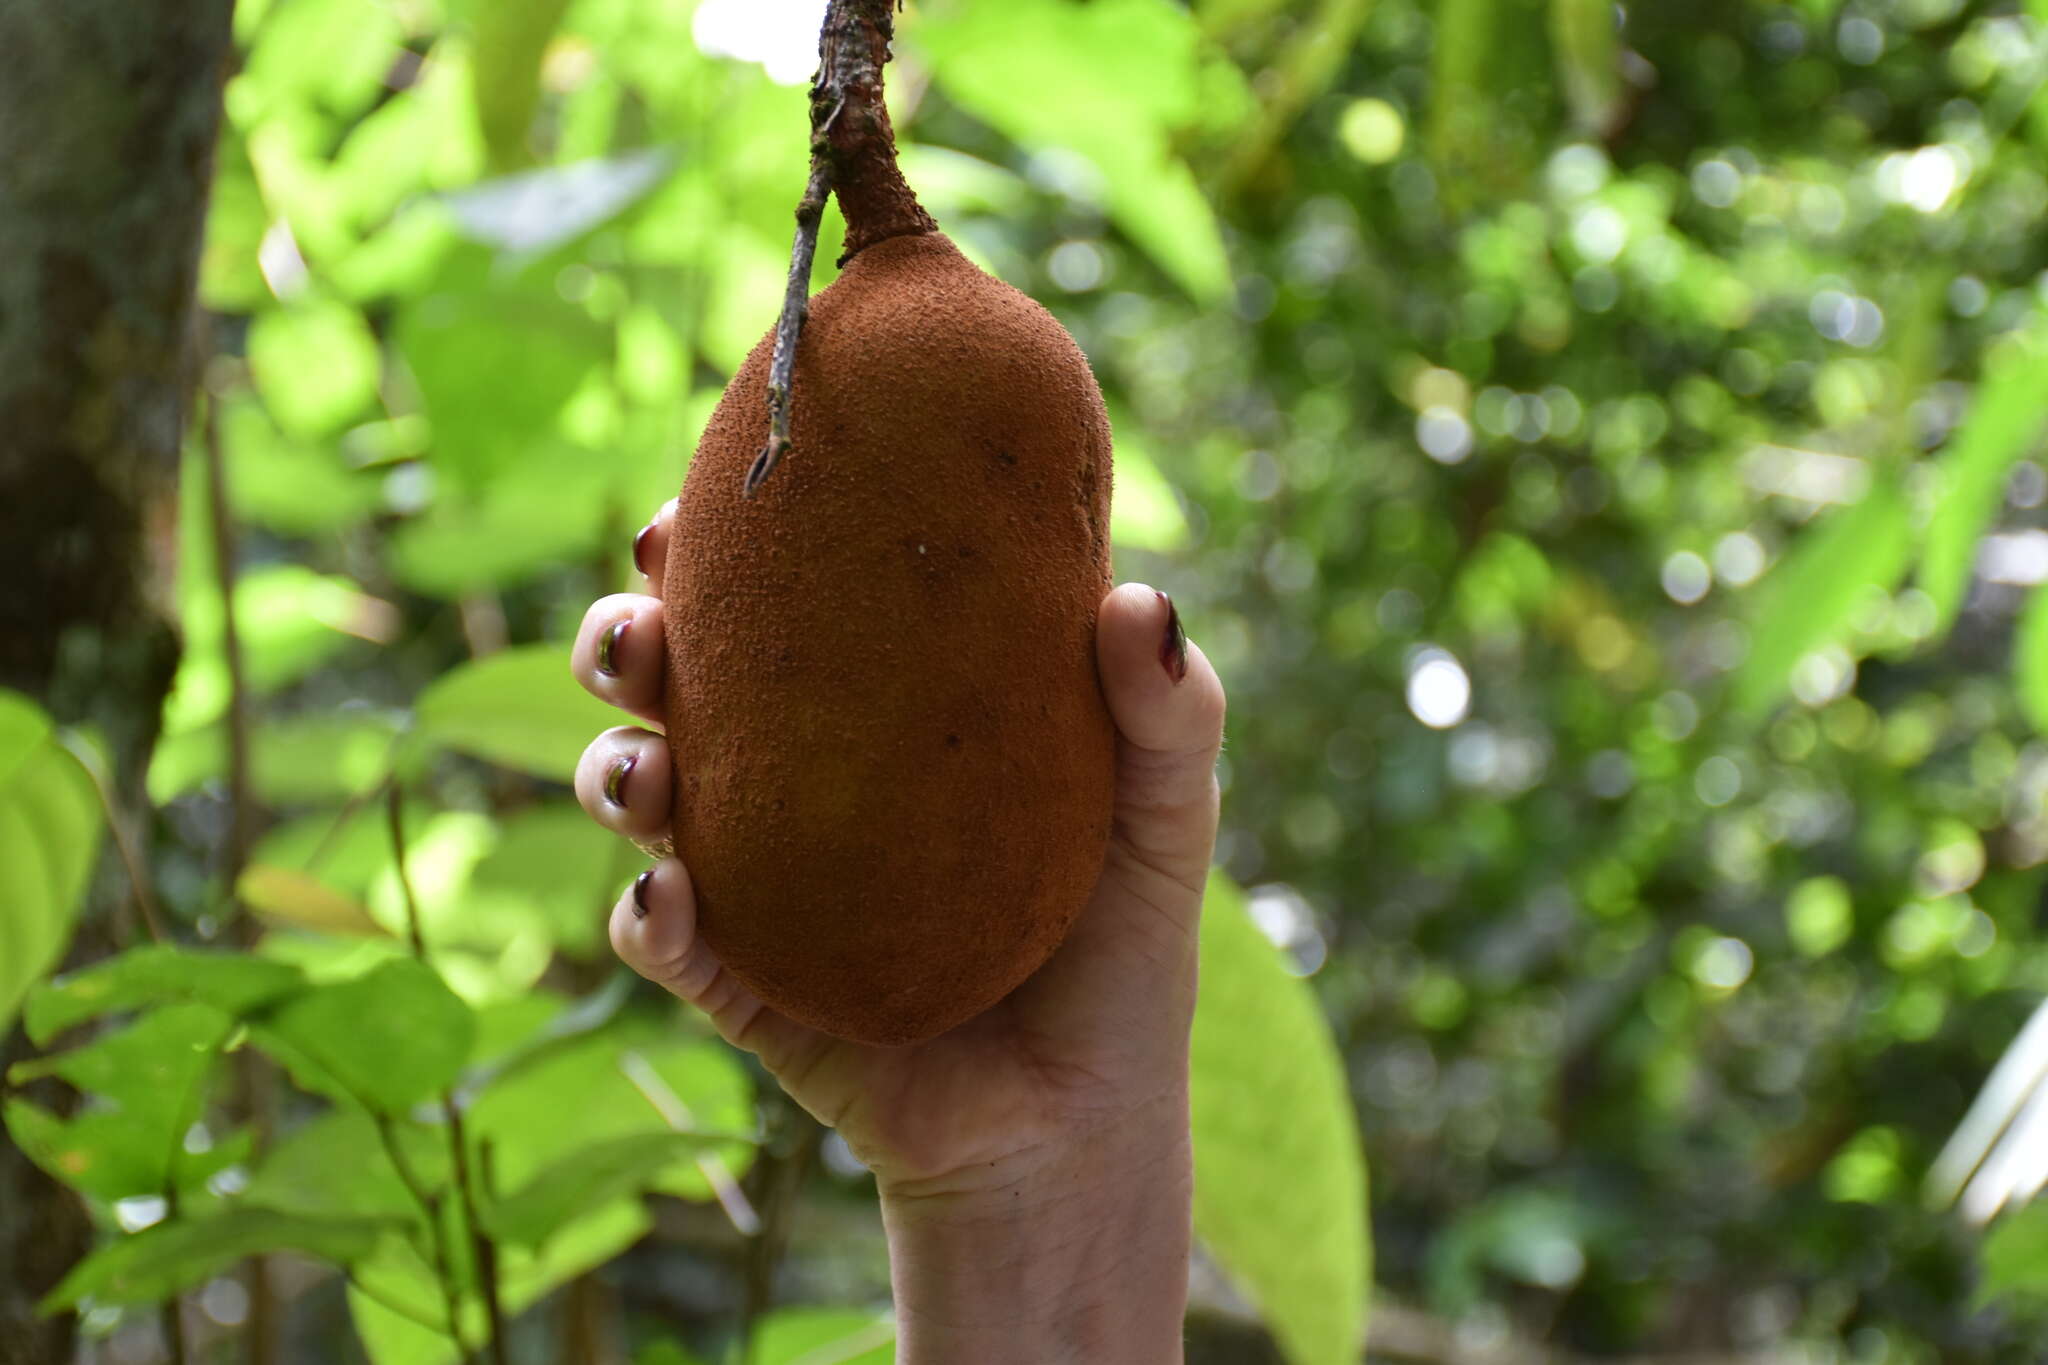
[219, 395, 385, 537]
[750, 1308, 896, 1365]
[0, 691, 103, 1036]
[467, 803, 631, 958]
[241, 864, 389, 937]
[908, 0, 1232, 303]
[444, 152, 673, 257]
[243, 1108, 445, 1224]
[6, 1004, 235, 1201]
[2019, 584, 2048, 736]
[234, 0, 407, 127]
[465, 1019, 755, 1204]
[1733, 475, 1914, 716]
[25, 946, 303, 1045]
[349, 1199, 649, 1365]
[1921, 331, 2048, 631]
[384, 449, 615, 598]
[414, 645, 620, 782]
[248, 297, 385, 439]
[483, 1131, 729, 1248]
[44, 1207, 395, 1310]
[161, 555, 383, 738]
[393, 272, 609, 487]
[148, 708, 404, 807]
[1191, 873, 1369, 1365]
[255, 958, 476, 1112]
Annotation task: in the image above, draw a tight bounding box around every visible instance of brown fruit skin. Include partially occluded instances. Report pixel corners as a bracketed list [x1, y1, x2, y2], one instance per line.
[662, 232, 1116, 1046]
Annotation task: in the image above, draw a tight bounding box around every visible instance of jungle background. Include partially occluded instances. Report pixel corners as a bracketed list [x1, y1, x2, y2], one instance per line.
[8, 0, 2048, 1361]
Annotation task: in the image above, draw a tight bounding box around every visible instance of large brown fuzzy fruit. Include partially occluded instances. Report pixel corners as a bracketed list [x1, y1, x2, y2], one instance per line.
[662, 231, 1116, 1046]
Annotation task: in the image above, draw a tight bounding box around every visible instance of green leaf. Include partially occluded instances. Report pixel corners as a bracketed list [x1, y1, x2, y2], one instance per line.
[467, 803, 631, 958]
[25, 945, 304, 1045]
[469, 0, 575, 172]
[393, 272, 608, 488]
[1550, 0, 1621, 134]
[1191, 873, 1369, 1365]
[909, 0, 1232, 303]
[750, 1308, 896, 1365]
[219, 396, 385, 536]
[235, 0, 407, 127]
[1733, 475, 1915, 716]
[484, 1131, 729, 1248]
[149, 708, 404, 807]
[349, 1199, 650, 1365]
[465, 1019, 755, 1206]
[255, 959, 476, 1112]
[248, 297, 385, 439]
[43, 1207, 395, 1310]
[0, 691, 103, 1037]
[1920, 332, 2048, 632]
[6, 1004, 236, 1201]
[1979, 1202, 2048, 1308]
[385, 450, 615, 598]
[241, 864, 389, 937]
[414, 645, 620, 782]
[444, 152, 673, 257]
[2019, 584, 2048, 736]
[243, 1108, 444, 1224]
[1108, 417, 1189, 556]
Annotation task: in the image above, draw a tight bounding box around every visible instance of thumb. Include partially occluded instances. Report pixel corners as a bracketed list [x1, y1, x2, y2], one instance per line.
[1095, 583, 1227, 893]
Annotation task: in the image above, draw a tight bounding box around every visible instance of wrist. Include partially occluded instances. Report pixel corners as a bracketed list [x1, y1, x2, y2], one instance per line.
[879, 1095, 1193, 1365]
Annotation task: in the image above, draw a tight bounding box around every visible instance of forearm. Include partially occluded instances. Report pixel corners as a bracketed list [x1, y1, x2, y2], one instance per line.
[879, 1098, 1193, 1365]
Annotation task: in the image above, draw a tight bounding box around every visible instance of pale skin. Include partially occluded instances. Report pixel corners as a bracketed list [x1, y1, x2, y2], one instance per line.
[569, 498, 1227, 1364]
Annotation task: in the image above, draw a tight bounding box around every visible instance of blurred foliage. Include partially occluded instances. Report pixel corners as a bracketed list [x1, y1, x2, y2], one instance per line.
[15, 0, 2048, 1359]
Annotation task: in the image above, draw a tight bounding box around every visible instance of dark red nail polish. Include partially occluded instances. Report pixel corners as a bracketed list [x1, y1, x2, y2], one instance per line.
[632, 868, 653, 919]
[632, 522, 657, 577]
[604, 752, 637, 808]
[1158, 591, 1187, 684]
[597, 618, 627, 677]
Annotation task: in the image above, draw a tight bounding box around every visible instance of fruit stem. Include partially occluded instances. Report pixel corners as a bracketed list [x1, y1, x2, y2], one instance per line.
[747, 0, 935, 498]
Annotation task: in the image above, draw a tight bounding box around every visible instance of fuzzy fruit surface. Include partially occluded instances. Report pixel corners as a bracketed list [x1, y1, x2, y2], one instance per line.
[663, 232, 1117, 1046]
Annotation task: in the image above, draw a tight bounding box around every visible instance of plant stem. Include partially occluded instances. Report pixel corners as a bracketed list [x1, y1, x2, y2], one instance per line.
[381, 792, 477, 1363]
[372, 1113, 473, 1364]
[737, 1100, 824, 1362]
[443, 1102, 510, 1365]
[161, 1299, 187, 1365]
[202, 386, 282, 1365]
[744, 0, 933, 498]
[388, 786, 511, 1364]
[57, 734, 168, 945]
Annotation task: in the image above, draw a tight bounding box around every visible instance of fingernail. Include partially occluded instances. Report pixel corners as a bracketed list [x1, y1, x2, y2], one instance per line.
[632, 522, 657, 577]
[1157, 591, 1187, 684]
[604, 752, 637, 808]
[597, 618, 628, 677]
[632, 868, 653, 919]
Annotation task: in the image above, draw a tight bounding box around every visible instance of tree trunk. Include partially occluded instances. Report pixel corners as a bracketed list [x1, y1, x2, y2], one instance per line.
[0, 3, 234, 1360]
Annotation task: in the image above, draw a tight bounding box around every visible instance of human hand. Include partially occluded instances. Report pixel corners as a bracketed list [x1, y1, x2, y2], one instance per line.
[571, 499, 1225, 1361]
